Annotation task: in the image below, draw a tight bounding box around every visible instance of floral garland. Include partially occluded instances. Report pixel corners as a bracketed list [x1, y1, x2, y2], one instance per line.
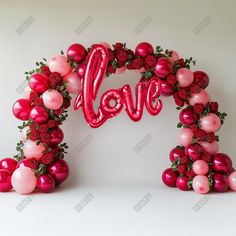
[0, 42, 235, 194]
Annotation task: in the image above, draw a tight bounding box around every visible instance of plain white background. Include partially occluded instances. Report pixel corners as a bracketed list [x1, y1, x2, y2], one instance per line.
[0, 0, 236, 235]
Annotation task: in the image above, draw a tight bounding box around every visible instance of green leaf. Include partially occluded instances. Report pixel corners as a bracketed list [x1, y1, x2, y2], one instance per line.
[177, 122, 183, 128]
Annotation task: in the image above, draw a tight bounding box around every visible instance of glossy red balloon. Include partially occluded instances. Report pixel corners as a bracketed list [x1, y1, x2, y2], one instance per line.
[50, 127, 64, 146]
[16, 158, 38, 169]
[160, 80, 175, 96]
[37, 174, 55, 193]
[76, 63, 86, 78]
[162, 168, 178, 187]
[176, 175, 190, 191]
[67, 43, 87, 63]
[47, 159, 69, 185]
[0, 169, 12, 192]
[212, 153, 232, 174]
[179, 108, 199, 125]
[169, 147, 184, 162]
[213, 173, 229, 192]
[135, 42, 154, 58]
[193, 71, 209, 89]
[29, 73, 49, 94]
[154, 58, 173, 78]
[12, 98, 31, 121]
[0, 158, 17, 174]
[185, 143, 203, 161]
[30, 106, 49, 124]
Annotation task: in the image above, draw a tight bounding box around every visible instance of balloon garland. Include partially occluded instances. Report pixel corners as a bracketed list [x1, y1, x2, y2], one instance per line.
[0, 42, 235, 194]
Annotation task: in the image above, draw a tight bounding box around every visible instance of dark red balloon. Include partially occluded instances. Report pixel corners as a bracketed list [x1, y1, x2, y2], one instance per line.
[213, 153, 232, 174]
[50, 127, 64, 146]
[169, 147, 184, 162]
[176, 175, 190, 191]
[29, 73, 49, 94]
[185, 143, 203, 161]
[213, 173, 229, 192]
[193, 71, 209, 89]
[154, 58, 173, 78]
[160, 80, 175, 96]
[37, 174, 55, 193]
[67, 43, 87, 63]
[0, 169, 12, 192]
[0, 158, 17, 174]
[16, 158, 38, 169]
[30, 106, 49, 124]
[135, 42, 154, 58]
[47, 159, 69, 185]
[179, 108, 199, 125]
[162, 168, 178, 187]
[12, 98, 31, 121]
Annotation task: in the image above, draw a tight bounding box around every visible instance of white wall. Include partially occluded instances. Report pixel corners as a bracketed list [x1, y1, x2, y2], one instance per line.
[0, 0, 235, 187]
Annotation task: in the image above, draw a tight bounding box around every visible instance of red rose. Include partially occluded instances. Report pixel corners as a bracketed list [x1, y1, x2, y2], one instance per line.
[33, 97, 43, 106]
[40, 152, 54, 165]
[113, 42, 124, 52]
[41, 66, 51, 76]
[127, 49, 135, 59]
[145, 55, 157, 67]
[40, 133, 51, 143]
[193, 103, 204, 114]
[167, 75, 177, 85]
[117, 61, 126, 68]
[47, 119, 59, 128]
[107, 65, 116, 74]
[173, 94, 184, 107]
[130, 58, 144, 69]
[177, 164, 187, 174]
[107, 49, 115, 61]
[178, 58, 185, 67]
[191, 124, 198, 132]
[180, 156, 188, 164]
[195, 129, 207, 142]
[29, 91, 39, 101]
[63, 97, 70, 109]
[190, 84, 201, 94]
[206, 132, 216, 143]
[29, 130, 39, 141]
[29, 123, 37, 131]
[201, 153, 212, 163]
[49, 72, 62, 88]
[54, 107, 63, 116]
[38, 124, 48, 134]
[178, 88, 188, 99]
[186, 168, 195, 178]
[116, 49, 128, 63]
[210, 102, 219, 112]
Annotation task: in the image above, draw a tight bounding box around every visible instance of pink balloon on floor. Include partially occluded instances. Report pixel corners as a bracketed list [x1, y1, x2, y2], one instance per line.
[199, 141, 219, 154]
[63, 72, 81, 94]
[48, 55, 71, 76]
[228, 171, 236, 191]
[23, 140, 45, 159]
[23, 86, 32, 98]
[189, 89, 210, 106]
[42, 89, 64, 110]
[192, 160, 209, 175]
[192, 175, 210, 194]
[116, 66, 126, 74]
[21, 126, 30, 142]
[178, 128, 194, 146]
[200, 113, 221, 133]
[11, 167, 37, 194]
[176, 68, 194, 87]
[169, 50, 180, 64]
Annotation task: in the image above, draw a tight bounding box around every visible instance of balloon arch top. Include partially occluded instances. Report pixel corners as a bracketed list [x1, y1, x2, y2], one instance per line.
[0, 42, 235, 195]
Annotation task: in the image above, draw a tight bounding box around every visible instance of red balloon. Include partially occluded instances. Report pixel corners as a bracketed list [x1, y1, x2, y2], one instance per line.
[12, 98, 31, 121]
[160, 80, 175, 96]
[135, 42, 154, 58]
[193, 71, 209, 89]
[179, 108, 199, 125]
[47, 159, 69, 185]
[30, 106, 49, 124]
[76, 63, 86, 78]
[185, 143, 203, 161]
[213, 173, 229, 192]
[67, 43, 87, 63]
[50, 127, 64, 146]
[29, 73, 49, 93]
[0, 158, 17, 174]
[169, 147, 184, 162]
[154, 58, 173, 78]
[37, 174, 55, 193]
[16, 158, 38, 169]
[212, 153, 232, 174]
[162, 168, 178, 187]
[0, 169, 12, 192]
[176, 175, 190, 191]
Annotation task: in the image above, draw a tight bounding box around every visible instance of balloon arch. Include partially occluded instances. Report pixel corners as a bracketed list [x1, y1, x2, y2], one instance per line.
[0, 42, 235, 194]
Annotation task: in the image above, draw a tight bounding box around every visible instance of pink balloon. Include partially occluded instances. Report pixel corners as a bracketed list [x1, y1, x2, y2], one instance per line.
[23, 140, 45, 159]
[169, 50, 180, 64]
[48, 55, 71, 76]
[21, 126, 30, 142]
[11, 167, 37, 194]
[189, 89, 210, 106]
[23, 86, 32, 98]
[178, 128, 194, 146]
[199, 141, 219, 154]
[228, 171, 236, 191]
[42, 89, 64, 110]
[192, 160, 209, 175]
[116, 66, 126, 74]
[63, 72, 81, 94]
[200, 113, 221, 133]
[176, 68, 194, 87]
[192, 175, 210, 194]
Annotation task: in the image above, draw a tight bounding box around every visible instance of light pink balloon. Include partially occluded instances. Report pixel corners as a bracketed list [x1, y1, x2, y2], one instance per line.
[169, 50, 180, 64]
[200, 113, 221, 133]
[136, 67, 146, 74]
[23, 140, 45, 159]
[42, 89, 64, 110]
[11, 167, 37, 194]
[116, 66, 126, 74]
[63, 72, 81, 94]
[228, 171, 236, 191]
[48, 55, 71, 76]
[178, 128, 194, 146]
[192, 160, 209, 175]
[176, 68, 194, 87]
[198, 141, 219, 154]
[23, 86, 32, 98]
[189, 89, 210, 106]
[21, 126, 30, 142]
[192, 175, 210, 194]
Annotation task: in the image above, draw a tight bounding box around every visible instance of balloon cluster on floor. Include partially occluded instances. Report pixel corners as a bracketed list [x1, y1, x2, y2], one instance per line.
[0, 42, 235, 194]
